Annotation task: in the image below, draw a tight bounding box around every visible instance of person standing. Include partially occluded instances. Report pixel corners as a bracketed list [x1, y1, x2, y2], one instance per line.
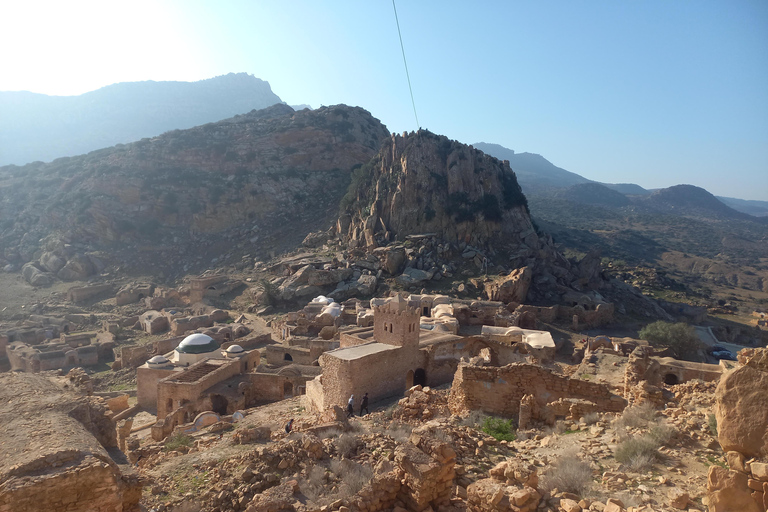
[359, 392, 369, 416]
[347, 395, 355, 418]
[285, 418, 294, 434]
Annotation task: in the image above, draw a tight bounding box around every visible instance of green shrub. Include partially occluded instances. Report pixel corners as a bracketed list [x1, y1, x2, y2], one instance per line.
[481, 416, 516, 442]
[708, 414, 718, 436]
[639, 321, 701, 360]
[165, 432, 193, 451]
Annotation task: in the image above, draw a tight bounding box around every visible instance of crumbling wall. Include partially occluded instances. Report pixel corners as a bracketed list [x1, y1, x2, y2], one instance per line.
[448, 362, 626, 421]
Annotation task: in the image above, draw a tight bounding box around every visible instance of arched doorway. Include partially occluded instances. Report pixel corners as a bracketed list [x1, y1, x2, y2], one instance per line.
[284, 353, 293, 362]
[283, 381, 294, 398]
[414, 368, 427, 387]
[664, 373, 679, 385]
[211, 394, 228, 415]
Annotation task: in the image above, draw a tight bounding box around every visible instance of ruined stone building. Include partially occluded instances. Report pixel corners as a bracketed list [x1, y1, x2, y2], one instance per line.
[137, 333, 259, 415]
[306, 294, 551, 412]
[5, 330, 113, 373]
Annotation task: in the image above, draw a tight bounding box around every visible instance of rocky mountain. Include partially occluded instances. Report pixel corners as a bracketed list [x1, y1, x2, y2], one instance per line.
[553, 183, 631, 208]
[637, 185, 756, 221]
[716, 196, 768, 218]
[472, 142, 590, 194]
[0, 104, 390, 279]
[0, 73, 283, 166]
[603, 183, 650, 196]
[340, 132, 533, 249]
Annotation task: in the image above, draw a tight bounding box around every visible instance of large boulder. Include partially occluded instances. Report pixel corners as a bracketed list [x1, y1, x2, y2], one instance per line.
[707, 466, 761, 512]
[380, 246, 406, 275]
[483, 265, 532, 303]
[714, 348, 768, 458]
[39, 251, 66, 273]
[395, 267, 432, 287]
[57, 253, 96, 281]
[21, 262, 54, 287]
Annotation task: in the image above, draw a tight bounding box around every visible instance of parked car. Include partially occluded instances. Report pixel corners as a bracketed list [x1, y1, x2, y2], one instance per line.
[709, 345, 737, 361]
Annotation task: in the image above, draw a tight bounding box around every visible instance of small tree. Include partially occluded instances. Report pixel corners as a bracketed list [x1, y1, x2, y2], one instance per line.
[639, 321, 701, 360]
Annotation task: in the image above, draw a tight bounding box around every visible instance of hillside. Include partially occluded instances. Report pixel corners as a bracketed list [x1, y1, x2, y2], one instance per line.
[638, 185, 756, 221]
[0, 73, 283, 166]
[0, 104, 390, 279]
[472, 142, 591, 194]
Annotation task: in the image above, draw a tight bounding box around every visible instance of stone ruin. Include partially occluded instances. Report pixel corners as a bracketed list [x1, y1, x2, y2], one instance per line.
[5, 330, 114, 373]
[0, 372, 141, 512]
[448, 362, 627, 428]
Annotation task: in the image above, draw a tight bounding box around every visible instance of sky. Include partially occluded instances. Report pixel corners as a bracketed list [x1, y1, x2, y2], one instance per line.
[1, 0, 767, 200]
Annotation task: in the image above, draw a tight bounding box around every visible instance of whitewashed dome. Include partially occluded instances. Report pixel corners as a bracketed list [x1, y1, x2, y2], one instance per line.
[176, 333, 219, 354]
[226, 344, 244, 354]
[147, 355, 171, 368]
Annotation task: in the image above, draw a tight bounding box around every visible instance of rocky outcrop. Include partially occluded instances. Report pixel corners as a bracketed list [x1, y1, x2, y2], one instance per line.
[483, 266, 532, 303]
[714, 347, 768, 458]
[338, 130, 532, 249]
[0, 372, 140, 512]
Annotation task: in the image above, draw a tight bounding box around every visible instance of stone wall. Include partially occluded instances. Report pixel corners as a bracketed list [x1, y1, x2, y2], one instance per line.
[67, 283, 113, 303]
[448, 363, 626, 421]
[265, 344, 314, 366]
[137, 366, 177, 412]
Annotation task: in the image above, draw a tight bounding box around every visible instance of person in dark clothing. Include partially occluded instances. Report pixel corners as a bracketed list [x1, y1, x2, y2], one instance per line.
[285, 418, 294, 434]
[347, 395, 355, 418]
[359, 392, 369, 416]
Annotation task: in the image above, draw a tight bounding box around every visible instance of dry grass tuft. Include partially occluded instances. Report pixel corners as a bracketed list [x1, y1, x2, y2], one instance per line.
[540, 451, 593, 496]
[613, 403, 656, 430]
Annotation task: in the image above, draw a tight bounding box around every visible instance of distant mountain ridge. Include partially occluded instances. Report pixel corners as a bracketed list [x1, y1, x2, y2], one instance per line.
[472, 142, 590, 193]
[476, 142, 764, 216]
[0, 73, 283, 166]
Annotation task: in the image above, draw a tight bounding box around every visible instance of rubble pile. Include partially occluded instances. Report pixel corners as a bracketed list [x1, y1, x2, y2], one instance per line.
[392, 385, 451, 422]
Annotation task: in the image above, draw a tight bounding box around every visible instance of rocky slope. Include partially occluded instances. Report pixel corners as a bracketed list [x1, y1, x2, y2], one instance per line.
[0, 73, 284, 166]
[0, 104, 389, 279]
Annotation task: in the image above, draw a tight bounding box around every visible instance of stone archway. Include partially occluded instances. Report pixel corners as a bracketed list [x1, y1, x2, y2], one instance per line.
[414, 368, 427, 387]
[210, 394, 228, 415]
[283, 381, 294, 399]
[284, 353, 293, 362]
[664, 373, 679, 385]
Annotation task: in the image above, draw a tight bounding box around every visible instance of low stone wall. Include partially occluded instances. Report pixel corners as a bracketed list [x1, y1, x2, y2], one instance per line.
[67, 283, 113, 303]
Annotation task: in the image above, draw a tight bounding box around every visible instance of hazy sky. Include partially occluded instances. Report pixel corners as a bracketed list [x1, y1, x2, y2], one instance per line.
[1, 1, 767, 200]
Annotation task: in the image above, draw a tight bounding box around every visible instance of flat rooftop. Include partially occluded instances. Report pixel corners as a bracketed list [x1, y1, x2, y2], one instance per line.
[326, 341, 400, 361]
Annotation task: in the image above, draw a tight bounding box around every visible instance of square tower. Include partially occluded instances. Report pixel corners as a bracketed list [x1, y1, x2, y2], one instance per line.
[372, 295, 420, 347]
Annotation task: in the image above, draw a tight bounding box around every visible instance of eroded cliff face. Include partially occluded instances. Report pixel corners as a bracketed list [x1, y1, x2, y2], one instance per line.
[337, 130, 536, 250]
[0, 104, 389, 275]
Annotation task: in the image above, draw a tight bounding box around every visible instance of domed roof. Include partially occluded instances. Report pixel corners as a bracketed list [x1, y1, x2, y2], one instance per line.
[226, 344, 244, 353]
[148, 355, 169, 364]
[176, 333, 219, 354]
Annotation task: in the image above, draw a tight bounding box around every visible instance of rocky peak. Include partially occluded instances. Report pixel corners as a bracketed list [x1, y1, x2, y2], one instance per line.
[337, 130, 534, 250]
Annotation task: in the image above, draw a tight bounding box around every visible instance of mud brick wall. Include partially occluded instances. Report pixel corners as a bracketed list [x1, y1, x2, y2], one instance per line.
[449, 363, 626, 418]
